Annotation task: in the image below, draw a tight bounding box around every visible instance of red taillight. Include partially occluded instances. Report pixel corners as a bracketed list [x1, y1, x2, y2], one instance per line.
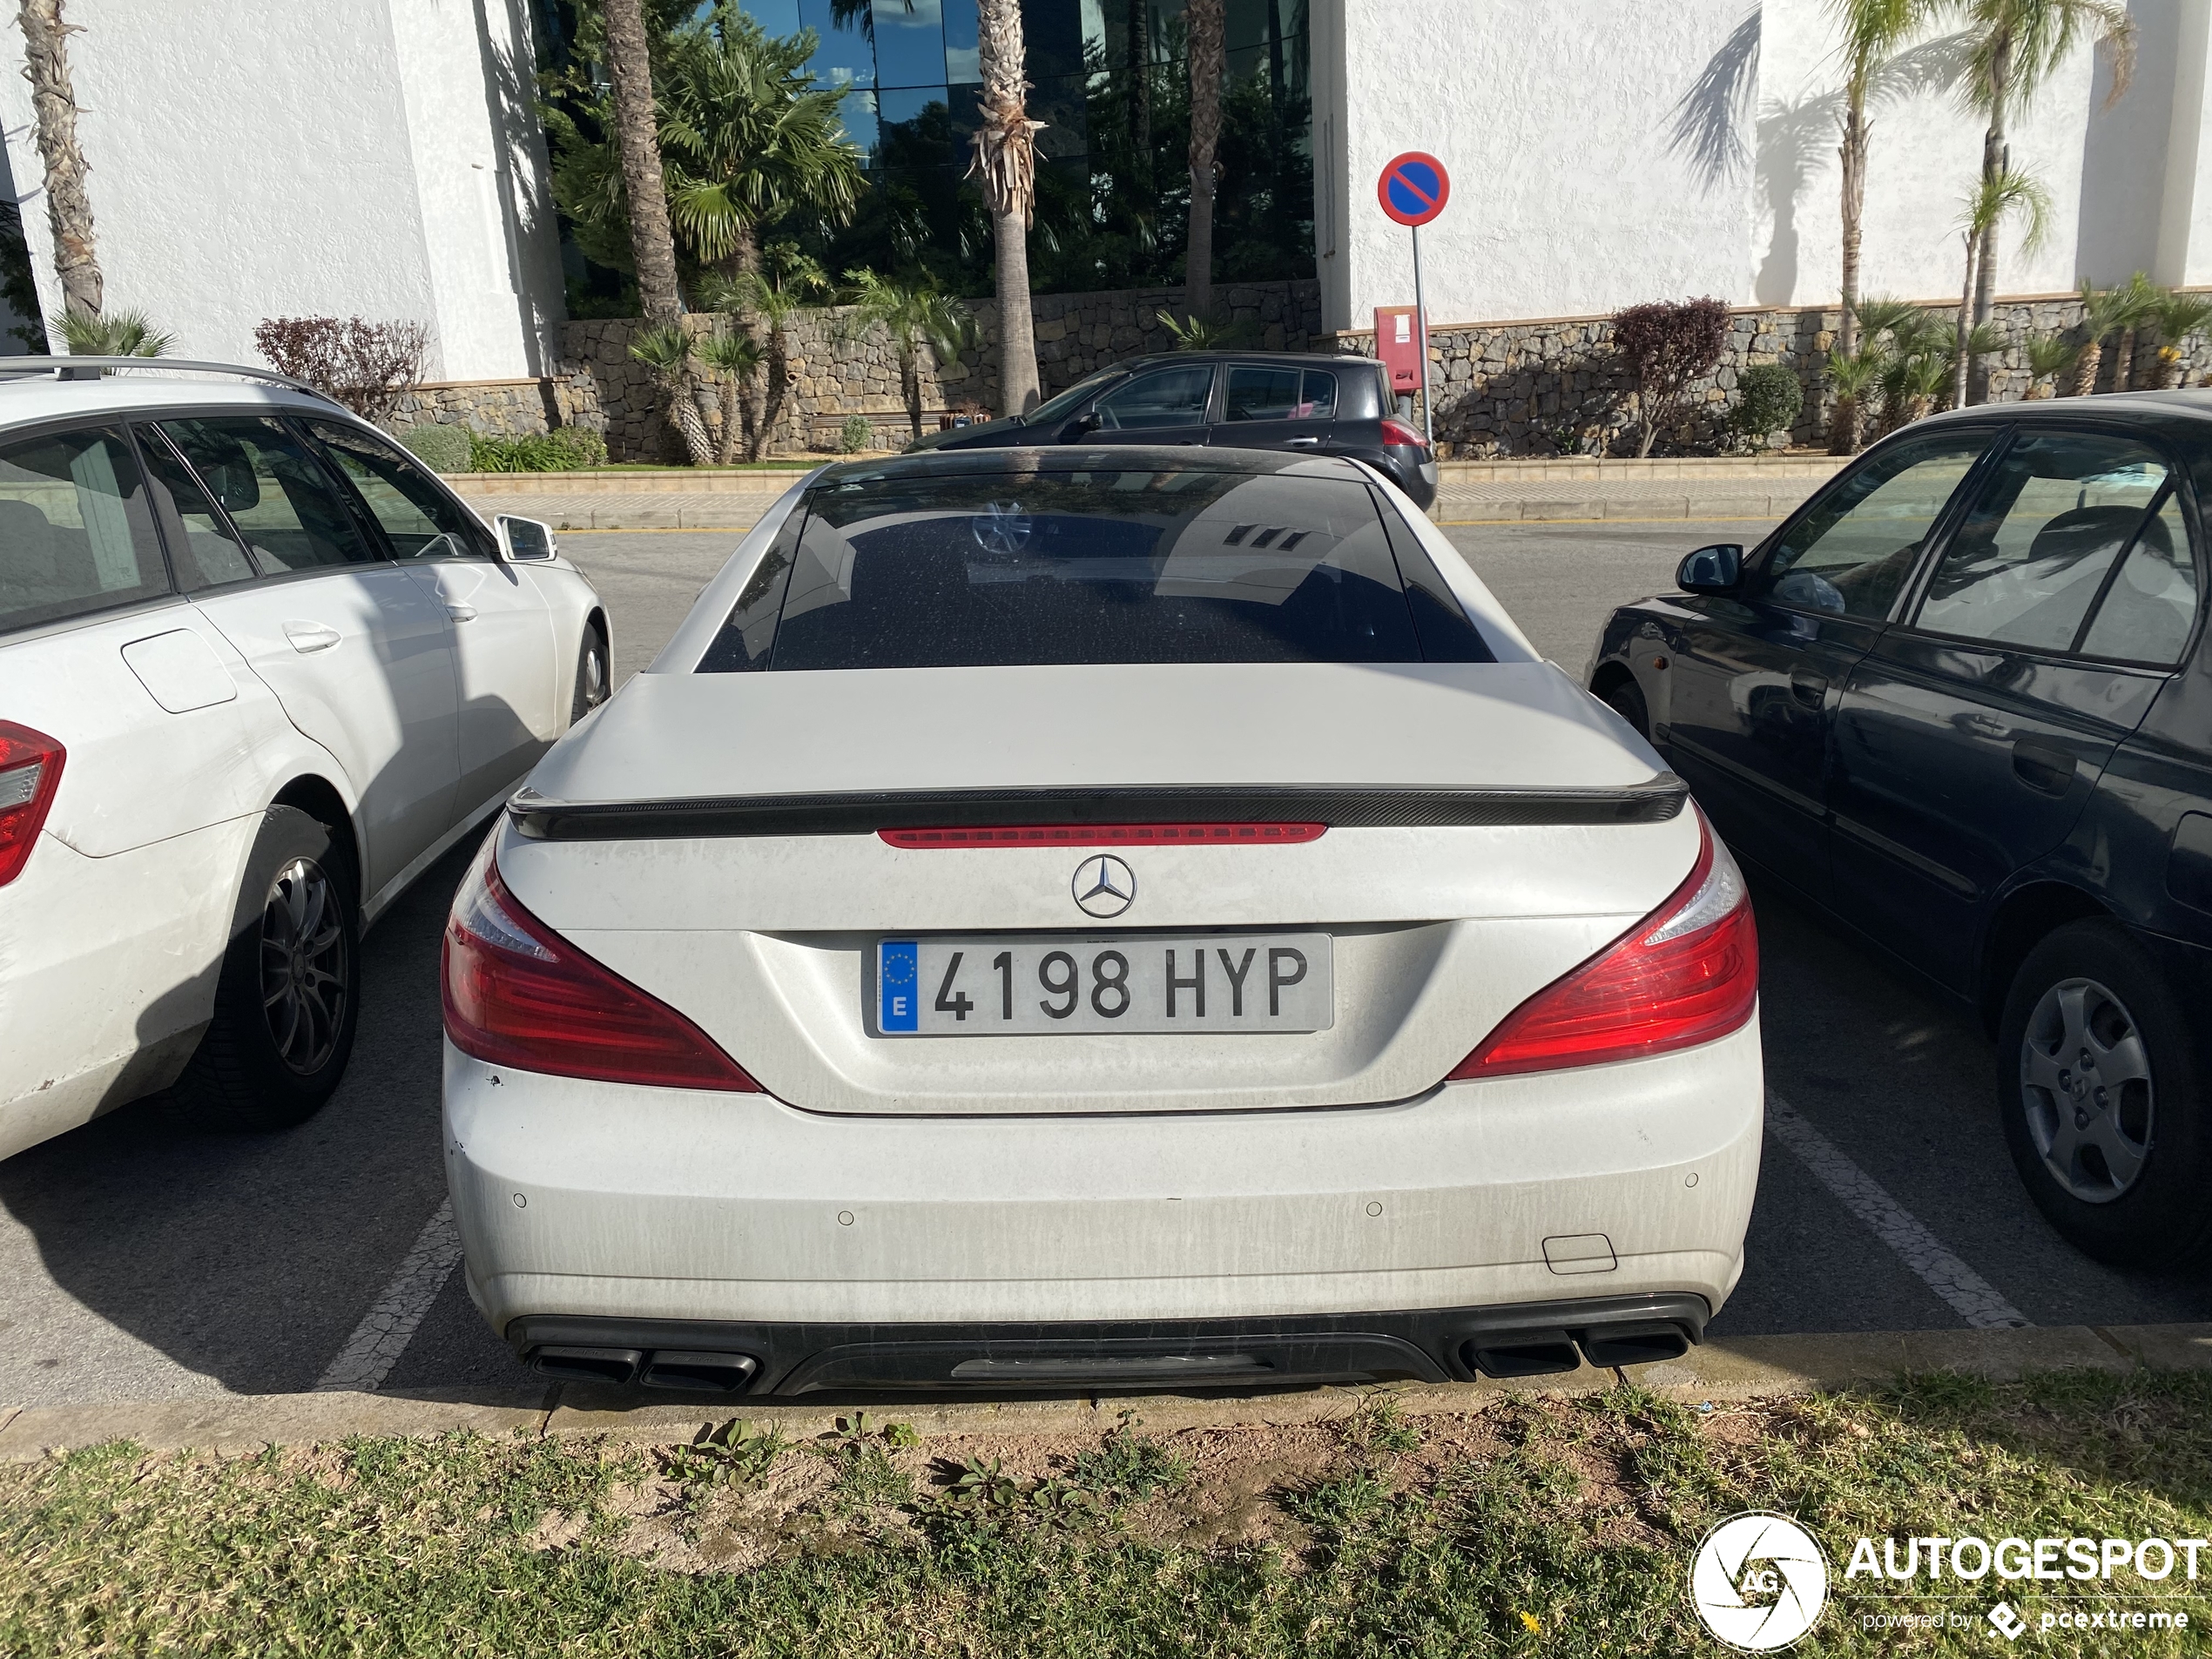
[1449, 813, 1757, 1078]
[441, 835, 759, 1091]
[880, 822, 1326, 848]
[0, 721, 64, 887]
[1379, 417, 1427, 451]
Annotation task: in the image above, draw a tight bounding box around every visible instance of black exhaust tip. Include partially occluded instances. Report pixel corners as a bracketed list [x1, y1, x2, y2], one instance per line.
[640, 1351, 761, 1393]
[1579, 1324, 1692, 1369]
[530, 1345, 644, 1386]
[1464, 1332, 1583, 1379]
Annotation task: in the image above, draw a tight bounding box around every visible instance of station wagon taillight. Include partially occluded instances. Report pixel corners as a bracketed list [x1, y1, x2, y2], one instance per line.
[1379, 417, 1427, 451]
[0, 722, 64, 887]
[1449, 813, 1757, 1078]
[442, 833, 759, 1091]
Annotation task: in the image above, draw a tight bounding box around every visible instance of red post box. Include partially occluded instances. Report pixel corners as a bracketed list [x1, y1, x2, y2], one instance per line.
[1373, 306, 1425, 395]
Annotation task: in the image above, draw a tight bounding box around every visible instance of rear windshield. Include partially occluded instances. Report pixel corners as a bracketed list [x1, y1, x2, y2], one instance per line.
[697, 469, 1489, 671]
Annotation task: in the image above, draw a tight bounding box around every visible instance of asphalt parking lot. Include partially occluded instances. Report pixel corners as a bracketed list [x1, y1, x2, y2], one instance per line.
[3, 516, 2209, 1411]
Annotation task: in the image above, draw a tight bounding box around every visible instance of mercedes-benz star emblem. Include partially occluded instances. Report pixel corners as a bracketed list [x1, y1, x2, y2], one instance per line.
[1071, 853, 1136, 918]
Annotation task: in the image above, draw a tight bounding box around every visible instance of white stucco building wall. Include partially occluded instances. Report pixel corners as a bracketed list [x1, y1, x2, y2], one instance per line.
[0, 0, 563, 381]
[1313, 0, 2212, 332]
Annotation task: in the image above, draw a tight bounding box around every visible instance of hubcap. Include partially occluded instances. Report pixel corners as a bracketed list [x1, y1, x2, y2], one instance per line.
[2020, 975, 2154, 1204]
[258, 856, 347, 1076]
[582, 640, 608, 710]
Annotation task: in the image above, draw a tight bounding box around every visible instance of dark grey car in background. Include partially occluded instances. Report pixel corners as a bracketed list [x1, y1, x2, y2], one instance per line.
[906, 352, 1440, 510]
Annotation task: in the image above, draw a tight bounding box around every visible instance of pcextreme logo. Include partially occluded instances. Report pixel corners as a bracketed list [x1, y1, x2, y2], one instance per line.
[1690, 1513, 1831, 1650]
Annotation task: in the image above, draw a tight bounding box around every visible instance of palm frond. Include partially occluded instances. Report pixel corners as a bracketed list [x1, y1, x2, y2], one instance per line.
[1155, 309, 1258, 350]
[629, 323, 697, 381]
[1959, 165, 2054, 255]
[1824, 345, 1889, 397]
[54, 306, 172, 357]
[2154, 289, 2212, 344]
[2025, 331, 2081, 377]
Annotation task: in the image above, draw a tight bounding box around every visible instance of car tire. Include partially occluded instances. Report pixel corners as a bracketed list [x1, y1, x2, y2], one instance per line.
[570, 622, 610, 725]
[173, 805, 361, 1131]
[1598, 675, 1651, 739]
[1996, 918, 2212, 1268]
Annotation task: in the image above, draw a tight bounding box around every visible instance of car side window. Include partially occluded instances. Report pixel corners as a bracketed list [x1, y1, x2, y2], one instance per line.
[136, 426, 257, 590]
[306, 420, 491, 559]
[1757, 430, 1991, 619]
[1298, 370, 1338, 419]
[2079, 490, 2197, 664]
[1913, 431, 2172, 655]
[158, 417, 371, 574]
[1094, 365, 1214, 429]
[1224, 366, 1302, 422]
[0, 426, 171, 634]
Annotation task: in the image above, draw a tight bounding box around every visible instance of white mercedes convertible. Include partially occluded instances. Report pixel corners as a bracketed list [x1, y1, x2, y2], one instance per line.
[442, 447, 1762, 1396]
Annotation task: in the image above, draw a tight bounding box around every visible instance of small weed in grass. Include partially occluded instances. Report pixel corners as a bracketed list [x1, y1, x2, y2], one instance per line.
[1069, 1410, 1190, 1501]
[1341, 1393, 1423, 1457]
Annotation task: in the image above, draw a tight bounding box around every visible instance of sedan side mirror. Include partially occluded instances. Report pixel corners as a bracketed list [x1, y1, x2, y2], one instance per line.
[1062, 410, 1103, 439]
[1676, 543, 1743, 594]
[496, 515, 557, 563]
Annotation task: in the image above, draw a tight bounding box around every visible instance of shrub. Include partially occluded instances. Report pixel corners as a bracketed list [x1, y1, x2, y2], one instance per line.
[254, 316, 428, 423]
[1610, 298, 1730, 457]
[545, 424, 607, 469]
[840, 415, 872, 454]
[397, 423, 472, 474]
[1729, 364, 1803, 448]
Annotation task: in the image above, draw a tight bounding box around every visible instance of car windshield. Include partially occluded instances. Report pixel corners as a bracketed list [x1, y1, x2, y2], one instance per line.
[1020, 369, 1123, 427]
[698, 465, 1489, 671]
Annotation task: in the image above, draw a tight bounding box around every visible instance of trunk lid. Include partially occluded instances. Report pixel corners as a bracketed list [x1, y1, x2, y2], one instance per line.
[497, 661, 1700, 1116]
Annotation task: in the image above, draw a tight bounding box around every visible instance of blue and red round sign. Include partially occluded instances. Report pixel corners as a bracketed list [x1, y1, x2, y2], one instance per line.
[1378, 152, 1450, 227]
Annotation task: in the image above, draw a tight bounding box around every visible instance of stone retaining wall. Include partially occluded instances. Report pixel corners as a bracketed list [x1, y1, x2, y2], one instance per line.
[1329, 293, 2212, 458]
[555, 280, 1325, 462]
[385, 376, 595, 438]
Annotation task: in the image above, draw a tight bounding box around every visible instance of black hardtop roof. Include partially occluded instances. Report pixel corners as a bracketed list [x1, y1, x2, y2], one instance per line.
[812, 445, 1369, 489]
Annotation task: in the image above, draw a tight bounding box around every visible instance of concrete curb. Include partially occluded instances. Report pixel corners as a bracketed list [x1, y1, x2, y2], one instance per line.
[3, 1324, 2205, 1461]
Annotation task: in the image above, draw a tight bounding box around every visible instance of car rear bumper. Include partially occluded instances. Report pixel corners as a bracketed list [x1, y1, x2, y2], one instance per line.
[443, 1016, 1761, 1372]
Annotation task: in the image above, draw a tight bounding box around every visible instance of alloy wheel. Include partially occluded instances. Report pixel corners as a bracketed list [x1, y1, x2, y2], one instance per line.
[2020, 975, 2155, 1204]
[582, 635, 609, 711]
[258, 855, 348, 1076]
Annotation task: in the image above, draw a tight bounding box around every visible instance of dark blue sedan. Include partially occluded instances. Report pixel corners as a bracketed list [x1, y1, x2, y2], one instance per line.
[1588, 394, 2212, 1269]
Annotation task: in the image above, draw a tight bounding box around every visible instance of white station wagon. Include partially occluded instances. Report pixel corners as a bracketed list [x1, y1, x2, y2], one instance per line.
[0, 359, 605, 1159]
[443, 448, 1762, 1396]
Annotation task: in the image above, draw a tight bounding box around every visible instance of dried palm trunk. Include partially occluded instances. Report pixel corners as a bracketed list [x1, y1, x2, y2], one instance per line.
[717, 374, 744, 466]
[2071, 341, 2103, 398]
[18, 0, 100, 319]
[1827, 395, 1860, 455]
[753, 332, 788, 462]
[2114, 327, 2138, 392]
[1184, 0, 1225, 326]
[663, 378, 715, 468]
[603, 0, 682, 325]
[968, 0, 1043, 416]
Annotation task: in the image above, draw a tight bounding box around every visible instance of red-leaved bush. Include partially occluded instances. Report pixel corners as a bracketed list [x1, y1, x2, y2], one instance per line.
[1610, 298, 1730, 457]
[254, 317, 429, 423]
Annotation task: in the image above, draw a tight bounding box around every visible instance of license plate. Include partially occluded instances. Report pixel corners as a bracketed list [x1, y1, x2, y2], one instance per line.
[874, 934, 1334, 1036]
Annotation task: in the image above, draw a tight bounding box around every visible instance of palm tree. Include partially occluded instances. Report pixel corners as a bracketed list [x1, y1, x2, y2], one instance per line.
[51, 304, 168, 357]
[600, 0, 685, 325]
[1829, 0, 1934, 368]
[2022, 331, 2080, 396]
[968, 0, 1045, 416]
[694, 327, 760, 465]
[631, 324, 717, 465]
[2148, 290, 2212, 388]
[705, 248, 832, 459]
[843, 270, 976, 443]
[1952, 166, 2049, 407]
[658, 14, 864, 280]
[1183, 0, 1226, 326]
[17, 0, 100, 320]
[1952, 0, 2134, 388]
[1824, 344, 1888, 452]
[1869, 307, 1951, 435]
[2069, 277, 2155, 395]
[2106, 270, 2161, 390]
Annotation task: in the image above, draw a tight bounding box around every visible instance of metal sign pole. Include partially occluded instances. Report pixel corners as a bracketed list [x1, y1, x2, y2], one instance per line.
[1411, 223, 1432, 446]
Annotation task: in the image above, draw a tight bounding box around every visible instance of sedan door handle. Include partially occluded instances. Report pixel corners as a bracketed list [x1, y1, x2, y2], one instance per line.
[1789, 671, 1827, 707]
[1285, 435, 1323, 446]
[282, 620, 341, 654]
[445, 604, 477, 622]
[2013, 738, 2076, 796]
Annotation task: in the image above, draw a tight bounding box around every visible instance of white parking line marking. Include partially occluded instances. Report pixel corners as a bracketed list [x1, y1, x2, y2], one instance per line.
[1768, 1096, 2031, 1330]
[313, 1198, 464, 1393]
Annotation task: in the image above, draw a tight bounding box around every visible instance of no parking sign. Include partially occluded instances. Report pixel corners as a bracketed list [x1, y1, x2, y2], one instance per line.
[1375, 152, 1451, 442]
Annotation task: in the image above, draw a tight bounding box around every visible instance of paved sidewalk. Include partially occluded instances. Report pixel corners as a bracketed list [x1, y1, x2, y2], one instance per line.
[3, 1322, 2203, 1459]
[447, 455, 1844, 532]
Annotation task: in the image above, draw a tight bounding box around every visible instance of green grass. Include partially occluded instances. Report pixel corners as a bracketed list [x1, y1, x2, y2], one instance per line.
[5, 1372, 2212, 1655]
